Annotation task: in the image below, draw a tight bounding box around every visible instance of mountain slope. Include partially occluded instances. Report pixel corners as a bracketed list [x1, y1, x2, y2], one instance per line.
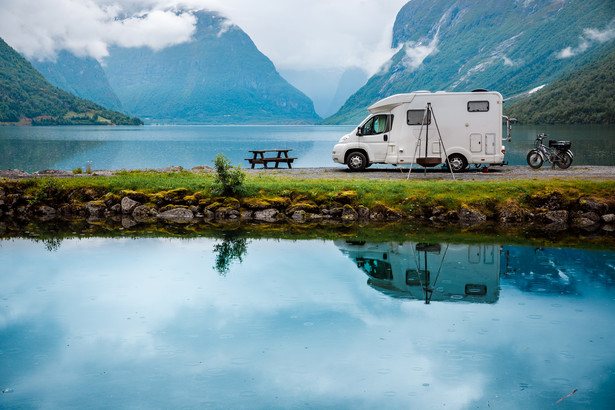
[30, 51, 123, 112]
[506, 43, 615, 124]
[324, 0, 615, 124]
[0, 38, 142, 125]
[104, 11, 320, 124]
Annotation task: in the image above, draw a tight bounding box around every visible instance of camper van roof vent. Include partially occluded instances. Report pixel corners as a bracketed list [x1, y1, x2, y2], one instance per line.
[414, 90, 431, 93]
[472, 89, 488, 92]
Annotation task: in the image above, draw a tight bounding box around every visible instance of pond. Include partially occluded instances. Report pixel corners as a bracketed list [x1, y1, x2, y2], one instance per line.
[1, 234, 614, 409]
[0, 124, 613, 172]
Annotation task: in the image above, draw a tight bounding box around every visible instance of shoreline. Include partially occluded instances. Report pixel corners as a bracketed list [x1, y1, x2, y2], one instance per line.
[1, 166, 614, 238]
[2, 164, 615, 181]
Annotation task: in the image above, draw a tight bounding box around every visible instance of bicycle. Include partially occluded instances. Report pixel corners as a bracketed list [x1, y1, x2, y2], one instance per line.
[526, 133, 573, 169]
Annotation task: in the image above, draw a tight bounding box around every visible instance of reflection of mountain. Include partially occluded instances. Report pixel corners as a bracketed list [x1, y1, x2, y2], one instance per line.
[0, 138, 103, 172]
[500, 246, 615, 294]
[337, 241, 501, 304]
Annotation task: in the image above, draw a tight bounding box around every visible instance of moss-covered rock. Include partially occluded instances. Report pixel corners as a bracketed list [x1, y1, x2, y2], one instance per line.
[370, 202, 402, 221]
[288, 200, 319, 214]
[335, 190, 358, 204]
[120, 190, 150, 204]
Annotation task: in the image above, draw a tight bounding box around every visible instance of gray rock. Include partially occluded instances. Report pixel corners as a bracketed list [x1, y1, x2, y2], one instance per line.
[342, 205, 358, 222]
[122, 216, 138, 229]
[33, 169, 71, 176]
[132, 205, 158, 222]
[36, 205, 57, 220]
[579, 198, 608, 214]
[459, 206, 487, 224]
[537, 210, 568, 225]
[291, 210, 306, 222]
[357, 206, 370, 220]
[86, 201, 107, 218]
[601, 214, 615, 223]
[121, 197, 140, 214]
[158, 207, 194, 222]
[254, 208, 279, 222]
[571, 217, 599, 229]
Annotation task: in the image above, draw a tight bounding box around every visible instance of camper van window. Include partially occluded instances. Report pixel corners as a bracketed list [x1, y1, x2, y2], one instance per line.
[362, 114, 389, 135]
[468, 101, 489, 112]
[407, 109, 431, 125]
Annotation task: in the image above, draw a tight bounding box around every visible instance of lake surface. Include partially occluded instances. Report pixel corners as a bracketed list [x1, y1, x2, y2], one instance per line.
[1, 236, 614, 409]
[0, 124, 613, 172]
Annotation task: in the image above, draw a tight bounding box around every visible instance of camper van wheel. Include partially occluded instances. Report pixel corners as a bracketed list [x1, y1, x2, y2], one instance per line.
[347, 151, 367, 172]
[447, 154, 467, 172]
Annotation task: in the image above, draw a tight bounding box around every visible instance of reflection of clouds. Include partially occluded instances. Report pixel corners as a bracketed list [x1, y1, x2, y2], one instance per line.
[1, 239, 614, 408]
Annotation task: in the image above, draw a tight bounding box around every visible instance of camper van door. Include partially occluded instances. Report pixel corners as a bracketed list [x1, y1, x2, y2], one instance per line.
[358, 114, 391, 162]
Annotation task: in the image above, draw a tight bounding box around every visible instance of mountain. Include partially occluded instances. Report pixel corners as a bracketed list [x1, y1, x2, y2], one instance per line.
[30, 51, 123, 112]
[324, 0, 615, 124]
[103, 11, 320, 124]
[0, 38, 142, 125]
[505, 44, 615, 124]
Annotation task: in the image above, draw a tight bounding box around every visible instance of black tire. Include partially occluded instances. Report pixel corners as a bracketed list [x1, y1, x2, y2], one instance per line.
[447, 154, 467, 172]
[526, 151, 543, 169]
[347, 151, 367, 172]
[555, 151, 573, 169]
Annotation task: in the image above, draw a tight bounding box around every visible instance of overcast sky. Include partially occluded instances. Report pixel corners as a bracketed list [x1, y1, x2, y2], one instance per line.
[0, 0, 409, 75]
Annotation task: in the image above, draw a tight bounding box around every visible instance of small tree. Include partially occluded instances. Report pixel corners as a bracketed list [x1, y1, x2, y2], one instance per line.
[212, 154, 246, 196]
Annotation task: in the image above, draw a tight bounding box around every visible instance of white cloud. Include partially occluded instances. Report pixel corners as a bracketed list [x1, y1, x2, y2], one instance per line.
[0, 0, 197, 61]
[0, 0, 408, 73]
[557, 20, 615, 59]
[401, 35, 439, 71]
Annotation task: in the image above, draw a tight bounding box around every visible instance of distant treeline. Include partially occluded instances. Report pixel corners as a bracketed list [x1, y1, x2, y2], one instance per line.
[0, 38, 142, 126]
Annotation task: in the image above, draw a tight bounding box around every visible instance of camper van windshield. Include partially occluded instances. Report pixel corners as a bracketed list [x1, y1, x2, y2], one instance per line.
[407, 109, 431, 125]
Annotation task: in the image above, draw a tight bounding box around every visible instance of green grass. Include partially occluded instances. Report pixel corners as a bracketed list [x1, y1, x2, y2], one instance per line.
[17, 172, 615, 213]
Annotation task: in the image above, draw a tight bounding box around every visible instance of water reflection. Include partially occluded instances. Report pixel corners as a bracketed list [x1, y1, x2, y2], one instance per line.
[1, 236, 614, 408]
[213, 233, 249, 276]
[337, 241, 500, 304]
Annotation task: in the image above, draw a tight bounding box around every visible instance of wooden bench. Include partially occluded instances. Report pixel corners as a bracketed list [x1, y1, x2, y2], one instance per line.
[245, 149, 297, 169]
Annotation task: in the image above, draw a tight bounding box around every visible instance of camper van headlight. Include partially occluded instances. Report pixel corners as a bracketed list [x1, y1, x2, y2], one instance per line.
[338, 135, 349, 143]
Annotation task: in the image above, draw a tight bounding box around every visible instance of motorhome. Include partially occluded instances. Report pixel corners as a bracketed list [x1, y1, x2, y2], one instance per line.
[332, 90, 507, 172]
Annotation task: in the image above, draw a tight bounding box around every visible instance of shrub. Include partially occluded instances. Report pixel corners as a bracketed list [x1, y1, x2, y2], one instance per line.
[211, 154, 246, 196]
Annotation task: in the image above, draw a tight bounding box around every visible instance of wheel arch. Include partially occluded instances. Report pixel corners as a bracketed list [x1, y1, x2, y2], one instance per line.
[344, 148, 370, 164]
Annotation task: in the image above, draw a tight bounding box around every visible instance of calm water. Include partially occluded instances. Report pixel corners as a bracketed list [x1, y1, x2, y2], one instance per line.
[0, 124, 613, 172]
[1, 237, 614, 409]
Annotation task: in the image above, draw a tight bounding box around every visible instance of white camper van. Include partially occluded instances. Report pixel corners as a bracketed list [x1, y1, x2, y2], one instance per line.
[332, 90, 506, 172]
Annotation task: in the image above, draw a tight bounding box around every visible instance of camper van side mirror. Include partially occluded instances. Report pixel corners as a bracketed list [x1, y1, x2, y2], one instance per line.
[356, 127, 363, 136]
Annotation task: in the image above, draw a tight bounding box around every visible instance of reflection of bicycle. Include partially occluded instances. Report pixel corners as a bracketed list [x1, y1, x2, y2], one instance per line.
[526, 133, 573, 169]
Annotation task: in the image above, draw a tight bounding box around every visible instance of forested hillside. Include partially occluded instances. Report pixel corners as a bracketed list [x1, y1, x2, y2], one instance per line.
[324, 0, 615, 125]
[31, 51, 124, 112]
[0, 38, 142, 125]
[506, 44, 615, 124]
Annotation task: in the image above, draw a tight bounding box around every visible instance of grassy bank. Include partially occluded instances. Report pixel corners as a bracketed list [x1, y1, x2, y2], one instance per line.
[9, 170, 615, 214]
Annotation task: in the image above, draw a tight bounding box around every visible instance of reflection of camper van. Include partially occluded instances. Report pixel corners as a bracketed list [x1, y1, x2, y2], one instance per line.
[337, 241, 500, 304]
[332, 91, 505, 172]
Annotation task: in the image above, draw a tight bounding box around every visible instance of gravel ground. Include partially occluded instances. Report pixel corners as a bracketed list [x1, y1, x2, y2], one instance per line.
[1, 165, 614, 181]
[244, 165, 615, 181]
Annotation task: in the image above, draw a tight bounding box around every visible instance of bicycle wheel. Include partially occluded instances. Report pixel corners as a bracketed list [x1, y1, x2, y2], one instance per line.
[555, 151, 573, 169]
[526, 150, 543, 169]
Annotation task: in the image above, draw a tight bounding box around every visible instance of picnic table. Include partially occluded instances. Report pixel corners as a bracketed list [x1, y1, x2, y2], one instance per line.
[245, 149, 297, 169]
